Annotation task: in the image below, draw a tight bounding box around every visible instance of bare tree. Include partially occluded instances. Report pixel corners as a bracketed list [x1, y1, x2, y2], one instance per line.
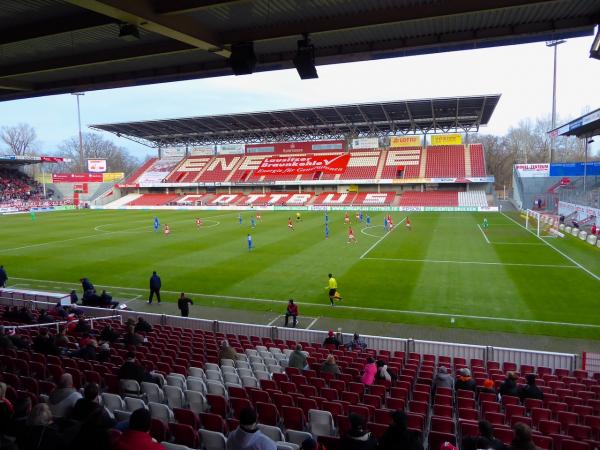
[56, 132, 140, 174]
[0, 123, 38, 155]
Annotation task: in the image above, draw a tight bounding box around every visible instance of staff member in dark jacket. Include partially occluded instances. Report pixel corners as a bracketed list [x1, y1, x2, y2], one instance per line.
[518, 374, 544, 403]
[499, 372, 519, 398]
[177, 293, 193, 317]
[148, 271, 161, 304]
[0, 265, 7, 288]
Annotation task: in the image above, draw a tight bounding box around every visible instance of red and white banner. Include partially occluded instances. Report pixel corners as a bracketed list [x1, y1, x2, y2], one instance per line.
[52, 173, 103, 183]
[514, 164, 550, 178]
[254, 154, 350, 177]
[41, 156, 66, 163]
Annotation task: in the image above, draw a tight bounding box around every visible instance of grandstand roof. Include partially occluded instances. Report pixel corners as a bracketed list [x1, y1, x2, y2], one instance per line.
[91, 95, 501, 146]
[550, 108, 600, 139]
[0, 1, 597, 102]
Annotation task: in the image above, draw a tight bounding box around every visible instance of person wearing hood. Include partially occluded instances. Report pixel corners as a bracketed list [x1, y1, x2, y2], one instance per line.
[321, 354, 341, 375]
[455, 368, 477, 392]
[434, 366, 454, 390]
[499, 372, 519, 398]
[340, 412, 377, 450]
[518, 374, 544, 403]
[48, 373, 82, 418]
[378, 410, 423, 450]
[288, 344, 308, 370]
[322, 330, 341, 349]
[226, 407, 276, 450]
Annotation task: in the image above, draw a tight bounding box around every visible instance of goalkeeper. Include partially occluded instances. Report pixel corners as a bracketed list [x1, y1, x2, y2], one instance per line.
[482, 217, 489, 229]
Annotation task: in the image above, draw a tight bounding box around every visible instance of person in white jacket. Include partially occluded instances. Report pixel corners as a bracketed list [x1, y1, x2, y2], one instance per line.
[227, 407, 276, 450]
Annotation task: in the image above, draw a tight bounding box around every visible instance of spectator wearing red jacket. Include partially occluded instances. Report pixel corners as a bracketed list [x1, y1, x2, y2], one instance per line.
[114, 408, 165, 450]
[284, 299, 298, 328]
[592, 224, 597, 235]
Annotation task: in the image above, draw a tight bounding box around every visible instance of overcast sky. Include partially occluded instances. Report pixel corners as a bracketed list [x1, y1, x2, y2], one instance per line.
[0, 34, 599, 159]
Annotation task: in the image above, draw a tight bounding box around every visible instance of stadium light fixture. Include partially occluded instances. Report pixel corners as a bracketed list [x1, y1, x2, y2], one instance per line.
[229, 42, 257, 75]
[546, 39, 566, 163]
[119, 23, 140, 41]
[591, 27, 600, 60]
[293, 34, 318, 80]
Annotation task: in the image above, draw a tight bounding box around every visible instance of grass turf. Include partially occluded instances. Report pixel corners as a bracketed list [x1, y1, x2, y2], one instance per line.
[1, 209, 599, 340]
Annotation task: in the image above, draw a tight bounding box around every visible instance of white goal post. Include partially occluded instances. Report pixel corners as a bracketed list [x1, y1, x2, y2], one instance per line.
[524, 209, 564, 238]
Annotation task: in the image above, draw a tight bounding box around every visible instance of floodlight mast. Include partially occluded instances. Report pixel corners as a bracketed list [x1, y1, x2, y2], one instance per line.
[546, 40, 565, 163]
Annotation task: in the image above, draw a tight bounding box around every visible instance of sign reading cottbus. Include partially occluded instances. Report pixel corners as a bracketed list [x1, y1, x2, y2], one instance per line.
[390, 136, 422, 147]
[430, 134, 462, 145]
[254, 154, 350, 176]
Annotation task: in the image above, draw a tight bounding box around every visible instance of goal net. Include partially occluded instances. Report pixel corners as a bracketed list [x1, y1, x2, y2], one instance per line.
[524, 209, 564, 238]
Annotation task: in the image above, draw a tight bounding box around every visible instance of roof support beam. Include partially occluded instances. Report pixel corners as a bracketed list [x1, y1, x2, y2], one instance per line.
[65, 0, 230, 57]
[0, 12, 114, 46]
[154, 0, 243, 15]
[222, 0, 560, 43]
[0, 41, 194, 78]
[0, 79, 33, 91]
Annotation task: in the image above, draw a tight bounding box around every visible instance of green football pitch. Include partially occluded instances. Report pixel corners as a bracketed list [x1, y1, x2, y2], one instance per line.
[1, 209, 599, 340]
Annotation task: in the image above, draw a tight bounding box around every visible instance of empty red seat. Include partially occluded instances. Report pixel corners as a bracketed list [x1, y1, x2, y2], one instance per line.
[281, 406, 305, 431]
[169, 423, 200, 449]
[255, 402, 279, 426]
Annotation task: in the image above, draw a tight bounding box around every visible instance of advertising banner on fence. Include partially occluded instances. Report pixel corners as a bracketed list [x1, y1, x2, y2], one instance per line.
[549, 161, 600, 177]
[351, 137, 379, 149]
[390, 136, 421, 147]
[87, 159, 106, 173]
[254, 154, 350, 177]
[430, 134, 462, 146]
[190, 146, 215, 156]
[558, 201, 600, 225]
[102, 172, 124, 182]
[514, 163, 550, 177]
[52, 173, 103, 183]
[161, 147, 186, 158]
[217, 143, 245, 154]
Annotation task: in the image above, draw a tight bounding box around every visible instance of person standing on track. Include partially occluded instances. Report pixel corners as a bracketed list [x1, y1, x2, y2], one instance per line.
[148, 271, 161, 304]
[326, 273, 342, 306]
[177, 293, 193, 317]
[0, 265, 7, 288]
[284, 299, 298, 328]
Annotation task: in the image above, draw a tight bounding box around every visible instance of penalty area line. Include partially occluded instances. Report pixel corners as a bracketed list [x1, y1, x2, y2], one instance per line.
[501, 212, 600, 283]
[361, 257, 576, 268]
[10, 276, 600, 329]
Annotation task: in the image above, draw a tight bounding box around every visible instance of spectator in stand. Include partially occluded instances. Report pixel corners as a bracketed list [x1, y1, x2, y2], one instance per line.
[434, 366, 454, 391]
[346, 332, 367, 351]
[288, 344, 308, 370]
[462, 420, 506, 450]
[37, 309, 53, 323]
[71, 340, 98, 361]
[455, 368, 477, 392]
[32, 327, 58, 355]
[17, 403, 71, 450]
[592, 224, 597, 235]
[0, 326, 14, 350]
[219, 340, 237, 362]
[18, 307, 34, 323]
[0, 265, 7, 288]
[70, 290, 79, 304]
[148, 271, 161, 304]
[323, 330, 341, 349]
[479, 379, 497, 398]
[340, 412, 377, 450]
[378, 410, 423, 450]
[177, 292, 193, 317]
[361, 357, 377, 385]
[284, 299, 298, 328]
[134, 317, 152, 333]
[510, 423, 539, 450]
[99, 324, 119, 343]
[123, 325, 144, 346]
[0, 382, 13, 419]
[97, 342, 111, 362]
[375, 359, 395, 383]
[54, 327, 70, 349]
[80, 277, 95, 296]
[5, 395, 31, 441]
[118, 352, 161, 386]
[71, 383, 114, 428]
[47, 373, 82, 418]
[518, 374, 544, 403]
[499, 372, 520, 398]
[226, 407, 276, 450]
[321, 354, 341, 375]
[114, 408, 165, 450]
[74, 317, 91, 334]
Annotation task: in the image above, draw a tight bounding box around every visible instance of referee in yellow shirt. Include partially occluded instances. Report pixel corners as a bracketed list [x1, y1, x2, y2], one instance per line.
[327, 273, 342, 306]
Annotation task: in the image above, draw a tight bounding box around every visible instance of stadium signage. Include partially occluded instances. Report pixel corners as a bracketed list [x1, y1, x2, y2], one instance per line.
[430, 134, 462, 145]
[53, 173, 104, 183]
[87, 159, 107, 173]
[390, 136, 421, 147]
[254, 154, 350, 176]
[514, 163, 550, 177]
[351, 137, 379, 149]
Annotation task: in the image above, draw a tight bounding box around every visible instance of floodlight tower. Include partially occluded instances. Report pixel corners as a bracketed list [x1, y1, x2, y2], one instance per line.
[546, 39, 565, 163]
[72, 92, 85, 170]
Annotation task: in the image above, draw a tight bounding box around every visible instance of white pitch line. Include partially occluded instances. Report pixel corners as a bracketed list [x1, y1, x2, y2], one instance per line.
[489, 242, 545, 246]
[361, 257, 577, 268]
[477, 224, 490, 244]
[360, 217, 406, 259]
[10, 276, 600, 329]
[266, 315, 282, 326]
[306, 317, 320, 330]
[501, 212, 600, 283]
[360, 225, 385, 238]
